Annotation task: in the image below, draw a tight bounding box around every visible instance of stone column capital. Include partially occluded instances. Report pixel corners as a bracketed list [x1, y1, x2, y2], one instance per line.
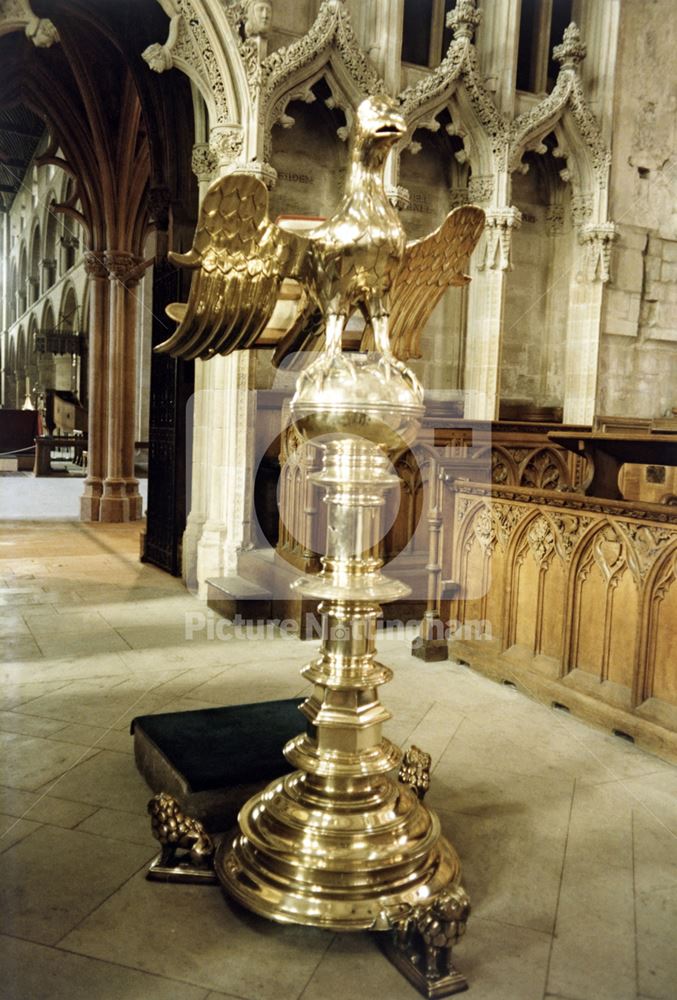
[209, 125, 244, 171]
[580, 221, 617, 283]
[83, 252, 108, 278]
[191, 143, 217, 183]
[104, 251, 141, 285]
[479, 207, 522, 271]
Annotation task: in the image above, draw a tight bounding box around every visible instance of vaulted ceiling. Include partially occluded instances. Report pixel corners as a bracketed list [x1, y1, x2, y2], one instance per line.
[0, 104, 45, 213]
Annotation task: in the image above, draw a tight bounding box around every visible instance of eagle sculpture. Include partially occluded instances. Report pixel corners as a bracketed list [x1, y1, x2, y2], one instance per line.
[157, 95, 484, 364]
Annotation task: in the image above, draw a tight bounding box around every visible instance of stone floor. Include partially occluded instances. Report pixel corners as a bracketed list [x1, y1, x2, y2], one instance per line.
[0, 475, 149, 520]
[0, 519, 675, 1000]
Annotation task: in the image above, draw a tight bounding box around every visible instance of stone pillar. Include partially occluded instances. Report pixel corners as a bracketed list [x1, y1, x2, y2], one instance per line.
[181, 145, 216, 588]
[80, 252, 109, 520]
[26, 276, 39, 306]
[182, 357, 208, 589]
[562, 224, 617, 425]
[185, 351, 256, 599]
[463, 207, 521, 420]
[98, 251, 143, 522]
[40, 258, 56, 295]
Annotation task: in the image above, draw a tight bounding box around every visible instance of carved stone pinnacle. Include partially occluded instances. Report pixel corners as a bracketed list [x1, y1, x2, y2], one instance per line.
[446, 0, 481, 43]
[553, 22, 586, 71]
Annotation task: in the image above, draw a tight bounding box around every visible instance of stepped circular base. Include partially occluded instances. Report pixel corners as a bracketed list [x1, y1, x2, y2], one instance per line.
[215, 771, 463, 931]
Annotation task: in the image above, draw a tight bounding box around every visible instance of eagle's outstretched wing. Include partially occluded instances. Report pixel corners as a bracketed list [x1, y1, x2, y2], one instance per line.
[389, 205, 485, 360]
[270, 204, 484, 366]
[157, 174, 309, 360]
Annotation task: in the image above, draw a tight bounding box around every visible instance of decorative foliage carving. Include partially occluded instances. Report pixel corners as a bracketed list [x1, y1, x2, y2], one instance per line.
[398, 0, 507, 165]
[452, 482, 677, 526]
[0, 0, 59, 46]
[446, 0, 482, 41]
[521, 449, 567, 491]
[547, 513, 591, 561]
[491, 449, 511, 485]
[456, 496, 474, 522]
[509, 22, 611, 206]
[258, 0, 384, 135]
[103, 251, 141, 285]
[477, 207, 522, 271]
[468, 174, 494, 204]
[473, 506, 496, 553]
[467, 500, 527, 553]
[552, 22, 587, 70]
[142, 2, 233, 125]
[493, 504, 526, 549]
[210, 124, 244, 167]
[616, 522, 675, 584]
[527, 516, 556, 567]
[83, 252, 108, 279]
[191, 142, 217, 181]
[581, 222, 618, 283]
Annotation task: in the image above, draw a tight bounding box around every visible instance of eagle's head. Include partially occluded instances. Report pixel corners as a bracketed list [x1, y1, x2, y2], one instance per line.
[353, 95, 406, 167]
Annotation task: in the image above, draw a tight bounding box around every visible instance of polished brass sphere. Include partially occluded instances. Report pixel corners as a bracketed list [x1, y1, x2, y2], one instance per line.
[291, 350, 424, 455]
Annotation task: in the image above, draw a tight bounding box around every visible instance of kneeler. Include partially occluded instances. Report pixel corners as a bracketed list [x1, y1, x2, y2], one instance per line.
[131, 698, 304, 880]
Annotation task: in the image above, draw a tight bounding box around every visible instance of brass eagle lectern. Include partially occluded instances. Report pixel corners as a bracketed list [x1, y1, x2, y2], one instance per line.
[159, 94, 484, 997]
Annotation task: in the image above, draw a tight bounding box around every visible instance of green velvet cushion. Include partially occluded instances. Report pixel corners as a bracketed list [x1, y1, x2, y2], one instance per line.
[131, 698, 304, 793]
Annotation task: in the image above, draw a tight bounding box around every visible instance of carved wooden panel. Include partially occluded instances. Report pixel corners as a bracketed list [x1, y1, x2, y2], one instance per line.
[444, 483, 677, 749]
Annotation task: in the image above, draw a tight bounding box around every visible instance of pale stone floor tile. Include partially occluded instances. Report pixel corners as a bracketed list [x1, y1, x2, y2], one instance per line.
[562, 779, 634, 870]
[432, 713, 623, 787]
[404, 700, 465, 768]
[635, 885, 677, 999]
[0, 785, 99, 831]
[0, 656, 133, 687]
[0, 634, 43, 661]
[0, 616, 31, 637]
[38, 749, 151, 814]
[112, 623, 204, 651]
[0, 677, 97, 712]
[0, 811, 41, 853]
[0, 825, 155, 945]
[546, 859, 637, 1000]
[60, 878, 334, 1000]
[437, 785, 572, 934]
[50, 722, 134, 754]
[25, 610, 114, 637]
[34, 629, 132, 658]
[75, 807, 155, 847]
[0, 783, 41, 817]
[0, 708, 70, 737]
[10, 674, 181, 729]
[0, 792, 99, 829]
[300, 917, 552, 1000]
[0, 731, 100, 792]
[632, 809, 677, 895]
[0, 935, 212, 1000]
[614, 769, 677, 832]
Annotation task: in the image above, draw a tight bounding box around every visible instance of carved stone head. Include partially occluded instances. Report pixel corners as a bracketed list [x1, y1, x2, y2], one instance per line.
[245, 0, 272, 37]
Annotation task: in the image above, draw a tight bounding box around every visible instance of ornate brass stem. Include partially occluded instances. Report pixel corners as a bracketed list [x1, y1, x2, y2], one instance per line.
[217, 349, 470, 993]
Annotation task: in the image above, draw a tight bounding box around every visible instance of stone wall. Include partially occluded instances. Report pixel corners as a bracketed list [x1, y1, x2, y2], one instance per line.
[599, 0, 677, 418]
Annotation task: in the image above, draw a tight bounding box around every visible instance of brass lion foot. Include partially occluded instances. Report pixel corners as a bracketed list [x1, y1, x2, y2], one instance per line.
[381, 885, 470, 998]
[399, 745, 432, 800]
[146, 792, 217, 884]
